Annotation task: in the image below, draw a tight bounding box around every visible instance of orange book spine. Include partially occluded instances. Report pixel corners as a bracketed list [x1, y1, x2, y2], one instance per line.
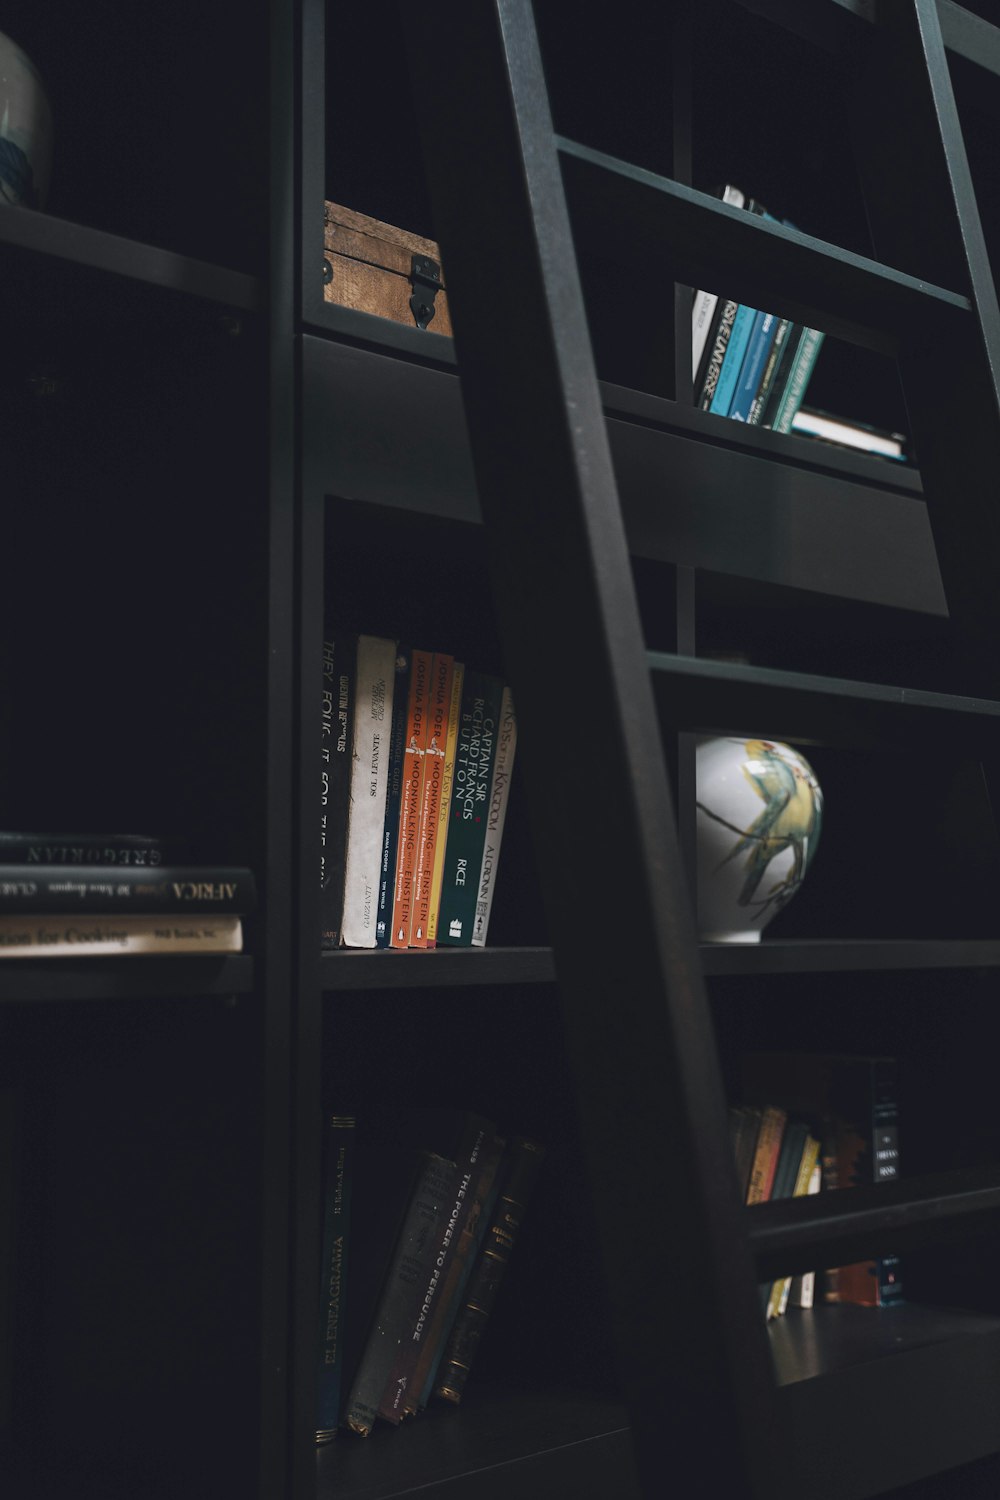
[390, 648, 432, 948]
[411, 653, 455, 947]
[426, 661, 465, 947]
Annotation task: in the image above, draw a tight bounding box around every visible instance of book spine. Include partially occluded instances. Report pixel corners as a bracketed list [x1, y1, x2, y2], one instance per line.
[745, 1105, 786, 1205]
[408, 1130, 506, 1414]
[410, 653, 455, 947]
[769, 327, 826, 434]
[435, 1137, 545, 1405]
[340, 636, 398, 948]
[320, 633, 355, 950]
[425, 661, 465, 948]
[747, 315, 793, 425]
[696, 297, 738, 409]
[378, 1115, 496, 1424]
[708, 301, 758, 417]
[375, 649, 412, 948]
[0, 913, 243, 956]
[471, 686, 517, 948]
[435, 672, 504, 947]
[0, 834, 166, 866]
[316, 1115, 356, 1442]
[727, 309, 779, 423]
[389, 648, 432, 949]
[343, 1151, 457, 1437]
[0, 866, 256, 914]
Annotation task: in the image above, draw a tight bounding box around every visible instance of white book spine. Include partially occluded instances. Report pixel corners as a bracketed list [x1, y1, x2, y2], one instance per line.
[340, 635, 398, 948]
[0, 913, 242, 957]
[471, 686, 517, 948]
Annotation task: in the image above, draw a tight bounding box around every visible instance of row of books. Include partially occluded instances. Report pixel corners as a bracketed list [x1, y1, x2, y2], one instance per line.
[317, 1113, 544, 1441]
[0, 831, 253, 957]
[692, 183, 825, 432]
[733, 1051, 901, 1319]
[321, 633, 517, 951]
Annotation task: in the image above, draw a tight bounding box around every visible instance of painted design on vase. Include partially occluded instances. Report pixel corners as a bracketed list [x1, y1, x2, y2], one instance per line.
[0, 32, 54, 208]
[696, 737, 823, 942]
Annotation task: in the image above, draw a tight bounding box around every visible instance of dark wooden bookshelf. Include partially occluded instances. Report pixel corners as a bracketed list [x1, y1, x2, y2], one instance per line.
[6, 1, 1000, 1499]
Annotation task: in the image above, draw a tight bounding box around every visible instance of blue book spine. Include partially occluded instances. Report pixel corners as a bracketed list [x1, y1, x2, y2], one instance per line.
[709, 301, 757, 416]
[727, 309, 779, 423]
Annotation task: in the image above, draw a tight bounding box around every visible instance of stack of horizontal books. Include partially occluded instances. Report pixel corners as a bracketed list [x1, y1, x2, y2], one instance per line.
[0, 832, 254, 957]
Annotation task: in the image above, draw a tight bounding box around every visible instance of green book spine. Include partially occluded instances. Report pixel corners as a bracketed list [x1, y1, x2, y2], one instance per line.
[770, 327, 826, 433]
[315, 1115, 356, 1442]
[435, 671, 504, 947]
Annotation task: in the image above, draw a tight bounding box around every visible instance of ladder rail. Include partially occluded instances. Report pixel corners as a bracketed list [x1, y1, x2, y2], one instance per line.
[406, 2, 781, 1494]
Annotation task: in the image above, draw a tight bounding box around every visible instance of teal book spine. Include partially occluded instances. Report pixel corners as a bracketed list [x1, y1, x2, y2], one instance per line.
[316, 1115, 356, 1442]
[708, 301, 757, 416]
[770, 327, 826, 433]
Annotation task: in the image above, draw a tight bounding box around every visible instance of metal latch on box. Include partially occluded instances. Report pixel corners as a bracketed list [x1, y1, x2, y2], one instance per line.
[409, 254, 442, 329]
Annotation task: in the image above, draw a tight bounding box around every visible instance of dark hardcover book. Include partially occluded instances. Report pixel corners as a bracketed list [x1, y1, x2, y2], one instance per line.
[741, 1052, 902, 1307]
[375, 647, 412, 948]
[316, 1115, 356, 1443]
[0, 832, 168, 866]
[471, 685, 517, 948]
[435, 670, 504, 947]
[747, 314, 793, 425]
[768, 326, 827, 433]
[343, 1149, 457, 1436]
[728, 1104, 762, 1203]
[377, 1113, 497, 1424]
[435, 1136, 545, 1405]
[320, 632, 355, 950]
[0, 865, 256, 913]
[417, 1131, 506, 1410]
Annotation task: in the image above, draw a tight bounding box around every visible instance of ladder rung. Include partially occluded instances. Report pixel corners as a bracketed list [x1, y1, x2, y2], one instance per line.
[556, 135, 970, 356]
[647, 651, 1000, 751]
[749, 1167, 1000, 1279]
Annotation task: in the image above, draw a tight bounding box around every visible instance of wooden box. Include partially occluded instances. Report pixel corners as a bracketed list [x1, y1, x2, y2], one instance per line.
[323, 202, 452, 336]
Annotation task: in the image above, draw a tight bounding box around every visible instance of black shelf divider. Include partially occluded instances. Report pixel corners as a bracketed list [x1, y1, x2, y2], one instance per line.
[319, 946, 557, 990]
[0, 955, 254, 1005]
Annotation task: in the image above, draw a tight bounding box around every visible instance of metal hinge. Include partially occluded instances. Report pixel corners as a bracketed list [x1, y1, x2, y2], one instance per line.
[409, 254, 442, 329]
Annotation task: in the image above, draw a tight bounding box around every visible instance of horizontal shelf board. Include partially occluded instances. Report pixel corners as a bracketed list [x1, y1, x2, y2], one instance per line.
[558, 136, 969, 354]
[772, 1305, 1000, 1499]
[0, 954, 253, 1004]
[0, 207, 261, 328]
[648, 652, 1000, 748]
[749, 1167, 1000, 1279]
[317, 1383, 637, 1500]
[702, 937, 1000, 974]
[304, 337, 946, 614]
[320, 946, 557, 990]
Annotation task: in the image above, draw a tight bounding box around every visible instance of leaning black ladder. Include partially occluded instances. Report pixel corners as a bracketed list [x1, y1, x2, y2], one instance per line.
[405, 3, 1000, 1496]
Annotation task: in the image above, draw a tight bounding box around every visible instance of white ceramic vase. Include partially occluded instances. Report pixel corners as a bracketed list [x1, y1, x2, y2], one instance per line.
[696, 736, 823, 943]
[0, 32, 53, 208]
